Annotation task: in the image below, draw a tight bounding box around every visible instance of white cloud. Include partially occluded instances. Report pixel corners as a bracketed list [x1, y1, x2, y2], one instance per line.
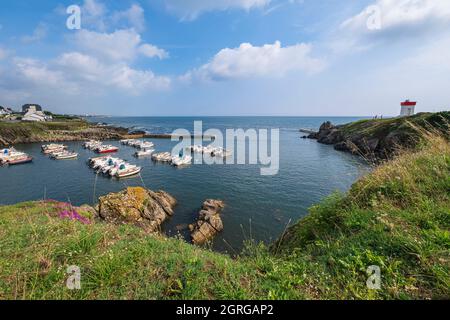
[79, 0, 147, 32]
[1, 0, 169, 102]
[139, 44, 169, 59]
[1, 51, 170, 97]
[84, 0, 106, 17]
[21, 23, 48, 43]
[56, 52, 171, 93]
[336, 0, 450, 52]
[0, 48, 8, 60]
[82, 0, 108, 31]
[183, 41, 325, 82]
[163, 0, 271, 20]
[10, 57, 78, 94]
[112, 4, 146, 32]
[342, 0, 450, 31]
[72, 29, 168, 62]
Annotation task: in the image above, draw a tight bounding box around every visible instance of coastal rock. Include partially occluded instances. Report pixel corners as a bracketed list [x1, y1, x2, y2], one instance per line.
[97, 187, 177, 232]
[191, 199, 225, 245]
[308, 122, 342, 144]
[306, 112, 450, 160]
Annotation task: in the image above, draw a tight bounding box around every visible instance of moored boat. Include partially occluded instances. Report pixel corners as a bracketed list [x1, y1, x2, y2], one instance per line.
[1, 148, 32, 166]
[172, 155, 192, 166]
[115, 164, 141, 178]
[134, 149, 154, 157]
[96, 145, 119, 154]
[83, 140, 102, 150]
[152, 152, 172, 162]
[139, 141, 154, 149]
[42, 144, 67, 154]
[53, 151, 78, 160]
[211, 148, 232, 158]
[6, 156, 33, 165]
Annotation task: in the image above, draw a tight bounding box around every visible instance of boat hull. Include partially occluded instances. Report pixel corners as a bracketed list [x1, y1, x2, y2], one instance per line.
[55, 155, 78, 160]
[7, 157, 33, 165]
[115, 168, 141, 178]
[97, 149, 118, 154]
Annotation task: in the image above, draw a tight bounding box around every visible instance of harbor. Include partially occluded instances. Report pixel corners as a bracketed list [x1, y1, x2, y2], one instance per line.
[0, 117, 368, 252]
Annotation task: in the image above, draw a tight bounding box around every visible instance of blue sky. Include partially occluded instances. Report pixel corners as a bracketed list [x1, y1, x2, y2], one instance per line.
[0, 0, 449, 116]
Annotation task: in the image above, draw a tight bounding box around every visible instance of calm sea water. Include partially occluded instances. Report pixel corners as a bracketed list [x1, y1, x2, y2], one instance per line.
[0, 117, 369, 252]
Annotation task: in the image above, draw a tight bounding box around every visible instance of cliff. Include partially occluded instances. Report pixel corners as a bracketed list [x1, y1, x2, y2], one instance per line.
[308, 112, 450, 161]
[0, 120, 132, 146]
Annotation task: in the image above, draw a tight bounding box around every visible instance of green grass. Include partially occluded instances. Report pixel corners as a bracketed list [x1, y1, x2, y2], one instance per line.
[0, 126, 449, 300]
[0, 120, 100, 146]
[0, 120, 90, 133]
[339, 112, 450, 142]
[0, 201, 271, 300]
[275, 130, 450, 299]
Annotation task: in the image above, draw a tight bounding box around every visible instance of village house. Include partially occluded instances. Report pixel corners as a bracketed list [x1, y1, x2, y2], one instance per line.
[0, 106, 13, 116]
[21, 104, 53, 122]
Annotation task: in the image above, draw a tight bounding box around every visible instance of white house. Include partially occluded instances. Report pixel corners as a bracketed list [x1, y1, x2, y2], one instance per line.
[0, 106, 13, 116]
[21, 104, 52, 122]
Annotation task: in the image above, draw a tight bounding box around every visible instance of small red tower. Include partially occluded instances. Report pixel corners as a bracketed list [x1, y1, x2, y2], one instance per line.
[400, 100, 416, 117]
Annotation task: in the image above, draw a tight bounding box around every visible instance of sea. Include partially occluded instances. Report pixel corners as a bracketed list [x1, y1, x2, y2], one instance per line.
[0, 117, 370, 252]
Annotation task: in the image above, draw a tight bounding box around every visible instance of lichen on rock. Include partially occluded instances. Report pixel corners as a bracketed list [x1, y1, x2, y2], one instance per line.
[97, 187, 177, 232]
[190, 199, 225, 245]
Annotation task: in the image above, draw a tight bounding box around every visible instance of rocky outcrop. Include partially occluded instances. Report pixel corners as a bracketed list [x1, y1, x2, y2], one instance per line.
[97, 187, 177, 232]
[307, 112, 450, 161]
[308, 121, 344, 145]
[190, 200, 225, 245]
[0, 120, 133, 147]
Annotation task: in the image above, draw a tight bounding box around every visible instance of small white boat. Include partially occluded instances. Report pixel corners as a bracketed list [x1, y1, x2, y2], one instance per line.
[172, 155, 192, 167]
[211, 148, 232, 158]
[88, 156, 108, 166]
[152, 152, 172, 162]
[0, 148, 32, 165]
[83, 140, 101, 149]
[42, 144, 67, 154]
[0, 148, 22, 163]
[189, 145, 204, 153]
[53, 151, 78, 160]
[115, 164, 141, 178]
[127, 140, 140, 147]
[134, 149, 154, 157]
[139, 142, 154, 149]
[101, 159, 125, 174]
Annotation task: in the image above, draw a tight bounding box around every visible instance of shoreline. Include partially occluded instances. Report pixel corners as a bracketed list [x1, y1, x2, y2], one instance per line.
[306, 112, 450, 161]
[0, 119, 216, 147]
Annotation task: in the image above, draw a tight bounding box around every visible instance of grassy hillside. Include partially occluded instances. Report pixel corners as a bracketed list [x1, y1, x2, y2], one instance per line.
[0, 201, 282, 300]
[311, 112, 450, 161]
[0, 120, 127, 146]
[0, 127, 448, 300]
[276, 129, 450, 299]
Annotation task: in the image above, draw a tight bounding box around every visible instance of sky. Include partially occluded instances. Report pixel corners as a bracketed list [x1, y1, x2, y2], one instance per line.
[0, 0, 449, 116]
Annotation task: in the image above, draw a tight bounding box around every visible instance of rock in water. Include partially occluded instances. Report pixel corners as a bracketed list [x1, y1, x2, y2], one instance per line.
[191, 199, 225, 245]
[97, 187, 177, 232]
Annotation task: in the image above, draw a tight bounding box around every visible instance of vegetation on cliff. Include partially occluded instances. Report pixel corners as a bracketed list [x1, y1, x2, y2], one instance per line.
[275, 128, 449, 299]
[0, 120, 128, 146]
[0, 118, 448, 300]
[309, 112, 450, 161]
